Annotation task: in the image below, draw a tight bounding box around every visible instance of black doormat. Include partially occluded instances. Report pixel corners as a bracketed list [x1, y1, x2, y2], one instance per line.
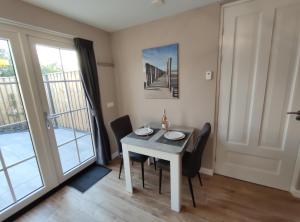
[68, 165, 111, 192]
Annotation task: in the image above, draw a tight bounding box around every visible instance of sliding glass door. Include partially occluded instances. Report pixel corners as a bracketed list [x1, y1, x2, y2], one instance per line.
[30, 38, 95, 179]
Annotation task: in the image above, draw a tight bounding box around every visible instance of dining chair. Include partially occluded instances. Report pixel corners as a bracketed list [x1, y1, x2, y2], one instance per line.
[157, 122, 211, 207]
[110, 115, 149, 188]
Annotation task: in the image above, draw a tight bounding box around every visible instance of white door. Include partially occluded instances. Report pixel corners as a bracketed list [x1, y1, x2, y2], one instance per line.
[216, 0, 300, 190]
[0, 29, 55, 220]
[29, 37, 96, 182]
[0, 24, 97, 220]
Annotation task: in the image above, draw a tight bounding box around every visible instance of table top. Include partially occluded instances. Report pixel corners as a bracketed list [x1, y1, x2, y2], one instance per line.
[121, 122, 194, 154]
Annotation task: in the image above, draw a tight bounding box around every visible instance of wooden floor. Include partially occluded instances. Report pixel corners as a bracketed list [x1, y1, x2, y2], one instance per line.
[15, 158, 300, 222]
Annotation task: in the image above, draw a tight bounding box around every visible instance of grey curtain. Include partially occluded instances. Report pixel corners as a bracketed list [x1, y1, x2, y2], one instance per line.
[74, 38, 111, 165]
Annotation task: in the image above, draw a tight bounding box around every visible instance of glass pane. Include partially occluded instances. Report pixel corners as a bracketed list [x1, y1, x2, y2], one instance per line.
[66, 81, 87, 110]
[0, 39, 15, 76]
[64, 70, 81, 80]
[72, 110, 91, 138]
[36, 45, 62, 76]
[60, 49, 80, 75]
[45, 81, 69, 114]
[0, 82, 26, 125]
[58, 141, 79, 173]
[8, 158, 43, 200]
[0, 171, 13, 211]
[52, 113, 75, 146]
[35, 44, 94, 175]
[0, 40, 26, 126]
[0, 122, 35, 167]
[77, 135, 94, 162]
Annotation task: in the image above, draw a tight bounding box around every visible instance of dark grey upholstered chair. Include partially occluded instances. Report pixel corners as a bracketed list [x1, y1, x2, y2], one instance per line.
[157, 122, 211, 207]
[110, 115, 149, 188]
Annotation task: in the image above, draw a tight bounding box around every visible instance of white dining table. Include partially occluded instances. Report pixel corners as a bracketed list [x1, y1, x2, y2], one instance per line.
[121, 123, 194, 212]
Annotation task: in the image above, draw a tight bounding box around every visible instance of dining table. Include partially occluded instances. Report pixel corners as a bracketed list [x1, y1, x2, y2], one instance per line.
[121, 122, 195, 212]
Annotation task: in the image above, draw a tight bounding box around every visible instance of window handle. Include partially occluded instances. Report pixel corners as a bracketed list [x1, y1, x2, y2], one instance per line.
[287, 110, 300, 115]
[287, 110, 300, 121]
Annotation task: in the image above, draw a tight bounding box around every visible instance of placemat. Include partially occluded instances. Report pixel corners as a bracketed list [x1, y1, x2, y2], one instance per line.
[127, 128, 160, 141]
[156, 131, 190, 147]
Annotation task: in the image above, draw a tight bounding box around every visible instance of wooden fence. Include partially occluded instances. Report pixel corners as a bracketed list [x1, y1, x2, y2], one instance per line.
[0, 71, 90, 133]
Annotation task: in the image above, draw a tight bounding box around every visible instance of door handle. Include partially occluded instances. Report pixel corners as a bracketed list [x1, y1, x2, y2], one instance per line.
[287, 110, 300, 121]
[44, 112, 61, 129]
[44, 112, 53, 129]
[287, 110, 300, 115]
[47, 113, 61, 119]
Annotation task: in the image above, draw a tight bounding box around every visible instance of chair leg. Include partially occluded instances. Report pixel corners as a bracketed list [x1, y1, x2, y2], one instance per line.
[119, 158, 123, 179]
[141, 162, 145, 188]
[159, 168, 162, 194]
[197, 172, 203, 186]
[153, 158, 156, 171]
[188, 177, 196, 207]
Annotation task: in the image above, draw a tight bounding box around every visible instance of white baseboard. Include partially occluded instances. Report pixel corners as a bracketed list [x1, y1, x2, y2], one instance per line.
[111, 151, 119, 159]
[291, 188, 300, 198]
[200, 167, 214, 176]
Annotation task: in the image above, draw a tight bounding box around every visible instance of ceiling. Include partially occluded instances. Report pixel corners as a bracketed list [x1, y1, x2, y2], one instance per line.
[22, 0, 220, 32]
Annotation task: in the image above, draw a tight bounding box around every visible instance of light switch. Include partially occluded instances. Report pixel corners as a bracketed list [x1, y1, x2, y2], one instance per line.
[205, 71, 213, 80]
[107, 102, 114, 108]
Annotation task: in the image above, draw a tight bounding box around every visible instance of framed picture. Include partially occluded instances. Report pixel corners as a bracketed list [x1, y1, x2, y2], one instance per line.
[142, 43, 178, 99]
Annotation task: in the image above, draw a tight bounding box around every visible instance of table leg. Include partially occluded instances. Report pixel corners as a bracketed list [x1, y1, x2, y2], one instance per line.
[122, 144, 133, 193]
[170, 154, 182, 212]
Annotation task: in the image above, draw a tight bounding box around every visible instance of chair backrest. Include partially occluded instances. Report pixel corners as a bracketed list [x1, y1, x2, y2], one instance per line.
[110, 115, 133, 154]
[187, 122, 211, 175]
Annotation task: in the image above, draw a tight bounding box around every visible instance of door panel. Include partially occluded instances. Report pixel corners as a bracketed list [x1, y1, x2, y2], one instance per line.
[259, 4, 300, 149]
[227, 11, 260, 144]
[30, 39, 96, 177]
[216, 0, 300, 190]
[0, 33, 45, 213]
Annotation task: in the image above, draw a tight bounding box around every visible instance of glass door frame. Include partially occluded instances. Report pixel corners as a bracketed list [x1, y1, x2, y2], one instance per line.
[0, 26, 58, 221]
[28, 36, 96, 183]
[0, 23, 96, 221]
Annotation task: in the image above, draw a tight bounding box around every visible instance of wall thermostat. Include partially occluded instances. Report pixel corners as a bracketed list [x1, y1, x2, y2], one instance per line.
[205, 71, 213, 80]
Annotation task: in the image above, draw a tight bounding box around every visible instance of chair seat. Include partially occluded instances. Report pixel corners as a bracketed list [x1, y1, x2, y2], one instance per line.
[120, 152, 148, 162]
[156, 159, 170, 170]
[157, 152, 195, 176]
[130, 152, 148, 162]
